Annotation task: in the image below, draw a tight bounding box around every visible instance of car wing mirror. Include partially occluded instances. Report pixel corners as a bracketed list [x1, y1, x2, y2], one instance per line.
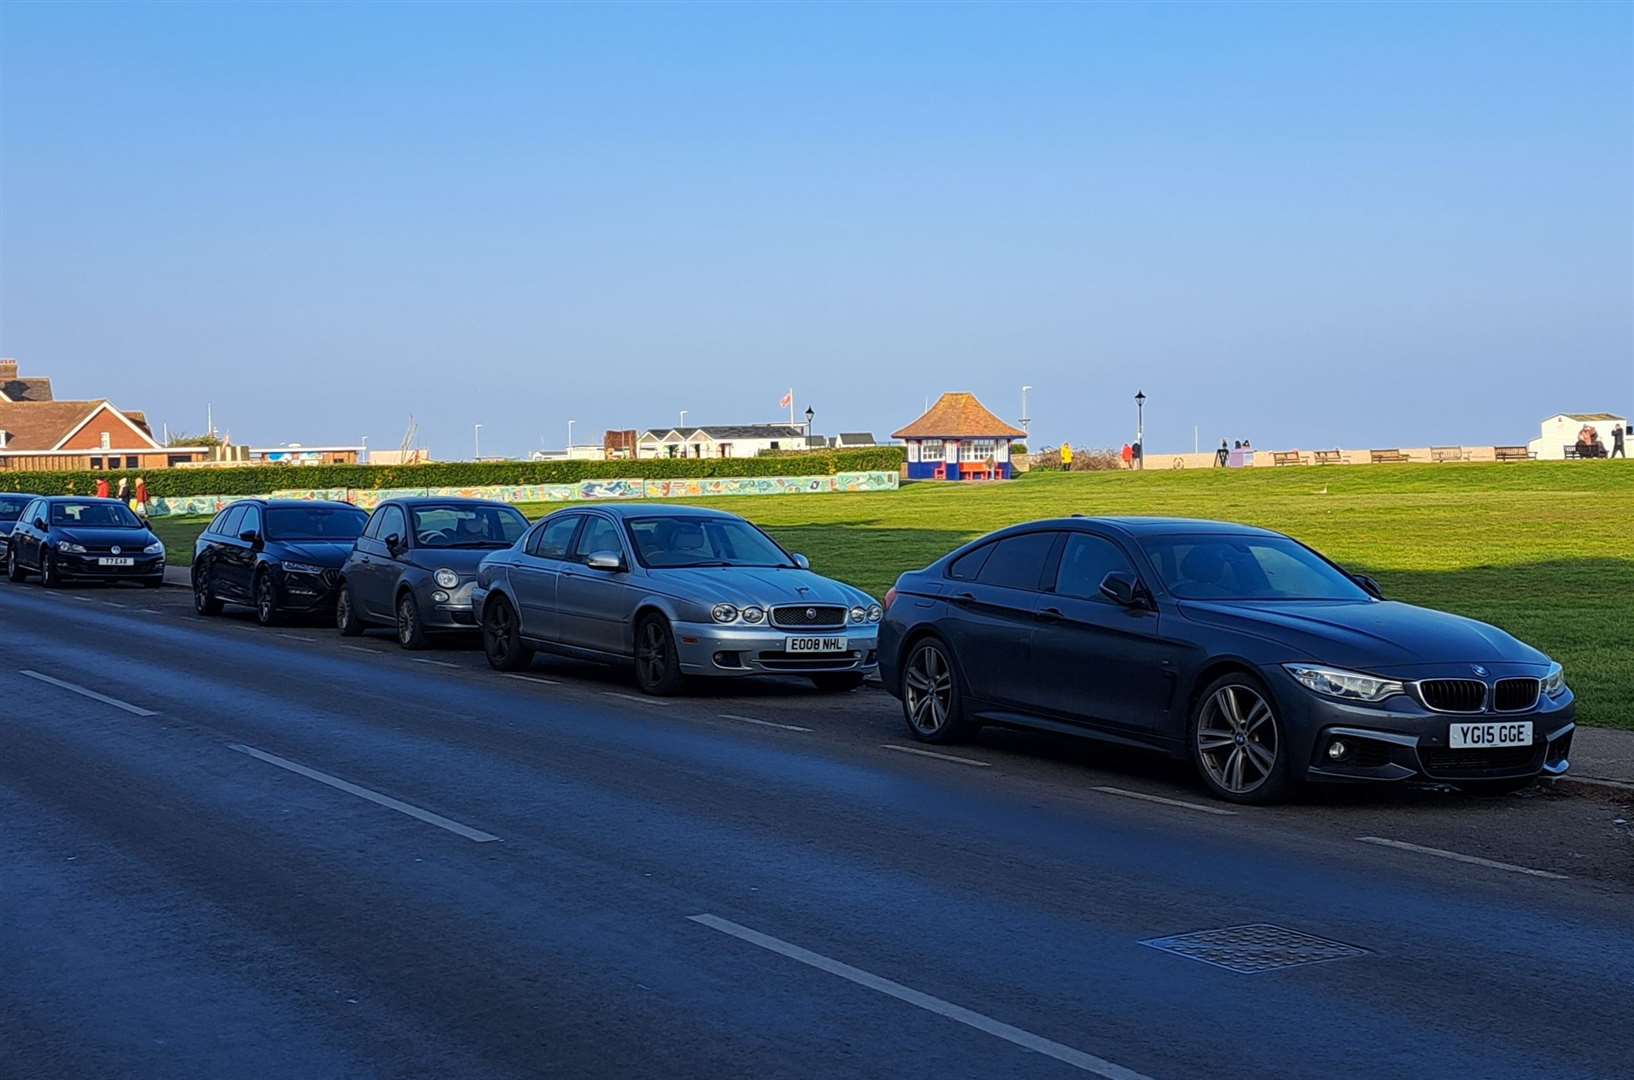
[1352, 573, 1384, 600]
[586, 550, 626, 572]
[238, 530, 260, 544]
[34, 518, 47, 530]
[1099, 570, 1146, 608]
[792, 553, 811, 570]
[384, 533, 403, 554]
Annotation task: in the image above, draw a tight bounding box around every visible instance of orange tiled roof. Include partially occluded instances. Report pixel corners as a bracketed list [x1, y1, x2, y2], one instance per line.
[0, 400, 106, 450]
[892, 392, 1027, 440]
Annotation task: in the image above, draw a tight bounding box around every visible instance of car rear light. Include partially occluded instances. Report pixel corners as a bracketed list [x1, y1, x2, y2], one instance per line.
[883, 586, 898, 612]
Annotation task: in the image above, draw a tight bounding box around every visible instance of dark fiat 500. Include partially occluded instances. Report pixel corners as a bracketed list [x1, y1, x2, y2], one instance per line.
[337, 498, 530, 648]
[5, 496, 165, 587]
[879, 517, 1574, 804]
[193, 499, 369, 625]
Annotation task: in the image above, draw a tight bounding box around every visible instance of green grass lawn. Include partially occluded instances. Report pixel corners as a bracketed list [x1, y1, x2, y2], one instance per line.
[152, 461, 1634, 728]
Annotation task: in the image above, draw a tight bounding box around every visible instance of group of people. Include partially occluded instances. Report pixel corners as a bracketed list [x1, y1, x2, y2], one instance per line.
[90, 475, 151, 517]
[1213, 439, 1253, 467]
[1575, 424, 1625, 459]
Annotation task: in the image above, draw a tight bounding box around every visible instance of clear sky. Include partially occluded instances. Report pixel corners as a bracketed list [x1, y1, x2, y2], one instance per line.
[2, 1, 1630, 457]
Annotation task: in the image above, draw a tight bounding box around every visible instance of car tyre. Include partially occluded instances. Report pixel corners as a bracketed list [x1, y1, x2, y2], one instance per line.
[899, 636, 971, 744]
[254, 570, 282, 626]
[396, 590, 428, 650]
[1189, 672, 1291, 805]
[634, 613, 684, 696]
[481, 595, 533, 671]
[335, 583, 365, 636]
[193, 567, 223, 614]
[39, 549, 62, 589]
[809, 672, 866, 693]
[6, 547, 27, 583]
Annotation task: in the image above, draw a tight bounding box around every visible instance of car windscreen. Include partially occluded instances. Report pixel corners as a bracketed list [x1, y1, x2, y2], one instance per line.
[264, 506, 369, 541]
[49, 501, 143, 528]
[0, 495, 28, 521]
[626, 516, 793, 569]
[1139, 534, 1368, 601]
[411, 505, 529, 548]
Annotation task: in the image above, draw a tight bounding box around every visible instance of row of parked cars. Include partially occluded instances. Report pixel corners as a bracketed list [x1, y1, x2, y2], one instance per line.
[1, 491, 1576, 803]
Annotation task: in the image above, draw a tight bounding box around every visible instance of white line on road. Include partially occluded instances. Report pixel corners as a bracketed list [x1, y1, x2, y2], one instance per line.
[881, 744, 991, 768]
[227, 743, 499, 843]
[605, 691, 669, 707]
[1090, 786, 1237, 817]
[70, 595, 94, 603]
[19, 670, 158, 717]
[499, 673, 561, 686]
[410, 658, 459, 668]
[275, 633, 313, 643]
[136, 608, 161, 615]
[337, 644, 379, 655]
[687, 914, 1151, 1080]
[718, 713, 812, 733]
[1356, 836, 1566, 880]
[99, 600, 128, 608]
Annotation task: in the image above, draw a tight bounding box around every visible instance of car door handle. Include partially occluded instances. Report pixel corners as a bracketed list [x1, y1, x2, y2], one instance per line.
[952, 591, 976, 605]
[1036, 606, 1064, 622]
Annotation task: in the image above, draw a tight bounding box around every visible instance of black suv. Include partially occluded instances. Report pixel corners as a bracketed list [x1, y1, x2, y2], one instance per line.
[5, 496, 165, 587]
[192, 499, 368, 625]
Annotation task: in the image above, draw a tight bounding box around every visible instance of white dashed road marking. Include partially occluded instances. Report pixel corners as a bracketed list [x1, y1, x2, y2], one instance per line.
[1090, 786, 1237, 817]
[718, 713, 812, 733]
[688, 914, 1151, 1079]
[605, 691, 669, 707]
[19, 670, 158, 717]
[410, 658, 459, 668]
[499, 673, 561, 686]
[1356, 836, 1566, 880]
[881, 744, 991, 768]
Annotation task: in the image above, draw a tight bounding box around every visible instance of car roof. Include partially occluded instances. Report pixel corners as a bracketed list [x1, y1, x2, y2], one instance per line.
[39, 495, 130, 504]
[385, 496, 520, 509]
[570, 503, 740, 520]
[1084, 516, 1284, 538]
[240, 498, 361, 510]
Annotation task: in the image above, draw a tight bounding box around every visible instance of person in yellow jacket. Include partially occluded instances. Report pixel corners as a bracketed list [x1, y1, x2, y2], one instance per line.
[1060, 442, 1073, 471]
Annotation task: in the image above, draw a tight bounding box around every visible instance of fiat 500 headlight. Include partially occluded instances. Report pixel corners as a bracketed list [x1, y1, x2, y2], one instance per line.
[1284, 664, 1404, 703]
[434, 568, 460, 589]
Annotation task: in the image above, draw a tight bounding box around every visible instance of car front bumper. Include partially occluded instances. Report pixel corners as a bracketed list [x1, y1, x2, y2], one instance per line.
[1270, 667, 1577, 785]
[275, 567, 345, 612]
[56, 552, 165, 581]
[673, 621, 880, 678]
[415, 578, 479, 631]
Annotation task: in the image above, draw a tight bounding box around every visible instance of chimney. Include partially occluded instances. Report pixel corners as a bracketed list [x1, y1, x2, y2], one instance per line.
[0, 358, 17, 381]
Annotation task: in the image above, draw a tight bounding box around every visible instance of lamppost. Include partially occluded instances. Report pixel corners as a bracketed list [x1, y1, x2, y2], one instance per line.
[679, 410, 687, 429]
[804, 405, 815, 437]
[1134, 391, 1146, 470]
[1020, 385, 1032, 437]
[568, 419, 576, 451]
[474, 423, 483, 461]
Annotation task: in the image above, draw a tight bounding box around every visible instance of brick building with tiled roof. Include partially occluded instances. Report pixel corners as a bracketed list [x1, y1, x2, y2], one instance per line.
[892, 392, 1027, 480]
[0, 358, 212, 473]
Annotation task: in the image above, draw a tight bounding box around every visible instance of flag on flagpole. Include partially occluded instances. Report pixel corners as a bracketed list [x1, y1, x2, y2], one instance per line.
[778, 390, 792, 409]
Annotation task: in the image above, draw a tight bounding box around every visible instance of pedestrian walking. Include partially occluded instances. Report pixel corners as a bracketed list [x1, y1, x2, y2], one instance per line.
[1120, 443, 1134, 469]
[95, 477, 110, 499]
[1215, 439, 1229, 467]
[1614, 425, 1627, 459]
[116, 477, 131, 505]
[1060, 442, 1074, 471]
[134, 476, 149, 518]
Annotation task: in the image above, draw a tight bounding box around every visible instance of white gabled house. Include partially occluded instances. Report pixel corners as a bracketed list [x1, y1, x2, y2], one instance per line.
[1527, 412, 1626, 460]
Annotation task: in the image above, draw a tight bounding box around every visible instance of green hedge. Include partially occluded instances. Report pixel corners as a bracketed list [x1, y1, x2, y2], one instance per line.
[0, 446, 905, 497]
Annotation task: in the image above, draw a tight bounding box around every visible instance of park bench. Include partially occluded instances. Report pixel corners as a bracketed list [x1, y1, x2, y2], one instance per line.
[1271, 451, 1306, 467]
[1494, 446, 1531, 463]
[1431, 446, 1466, 463]
[1564, 444, 1606, 460]
[1314, 450, 1349, 465]
[1370, 449, 1409, 464]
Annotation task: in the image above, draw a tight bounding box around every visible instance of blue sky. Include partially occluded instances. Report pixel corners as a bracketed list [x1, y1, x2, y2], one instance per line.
[2, 1, 1629, 457]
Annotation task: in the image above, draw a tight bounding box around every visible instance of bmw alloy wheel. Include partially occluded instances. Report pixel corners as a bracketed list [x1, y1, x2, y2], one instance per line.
[903, 641, 955, 736]
[1195, 684, 1279, 796]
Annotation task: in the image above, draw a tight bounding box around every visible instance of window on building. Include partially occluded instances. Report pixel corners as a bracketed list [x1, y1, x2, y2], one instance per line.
[960, 439, 996, 462]
[99, 432, 111, 450]
[89, 457, 104, 470]
[167, 455, 192, 467]
[768, 441, 780, 451]
[125, 455, 140, 468]
[920, 439, 945, 462]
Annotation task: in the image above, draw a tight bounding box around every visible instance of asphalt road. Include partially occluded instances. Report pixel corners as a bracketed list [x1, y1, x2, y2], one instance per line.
[3, 581, 1631, 1080]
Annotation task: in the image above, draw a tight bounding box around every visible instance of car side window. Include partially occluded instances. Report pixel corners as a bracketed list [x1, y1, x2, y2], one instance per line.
[529, 514, 581, 559]
[239, 505, 262, 538]
[975, 532, 1059, 591]
[361, 509, 384, 540]
[571, 516, 624, 562]
[1054, 533, 1138, 602]
[23, 499, 42, 527]
[219, 506, 247, 539]
[377, 506, 407, 545]
[947, 543, 993, 581]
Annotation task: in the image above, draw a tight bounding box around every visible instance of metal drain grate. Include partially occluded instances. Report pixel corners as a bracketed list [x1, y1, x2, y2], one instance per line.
[1141, 923, 1368, 974]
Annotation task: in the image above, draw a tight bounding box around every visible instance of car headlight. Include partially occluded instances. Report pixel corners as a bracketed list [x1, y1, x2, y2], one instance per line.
[867, 603, 883, 623]
[741, 606, 765, 624]
[848, 606, 867, 624]
[144, 542, 164, 555]
[1542, 661, 1567, 698]
[434, 568, 460, 589]
[58, 542, 88, 554]
[1284, 664, 1404, 703]
[711, 603, 739, 623]
[282, 561, 325, 575]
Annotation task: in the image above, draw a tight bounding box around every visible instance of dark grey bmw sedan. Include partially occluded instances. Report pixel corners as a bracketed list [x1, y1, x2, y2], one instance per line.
[878, 517, 1574, 803]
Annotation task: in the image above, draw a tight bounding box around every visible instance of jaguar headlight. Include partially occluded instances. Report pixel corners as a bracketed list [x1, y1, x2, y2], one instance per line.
[1542, 661, 1567, 698]
[848, 606, 867, 624]
[711, 603, 739, 624]
[867, 603, 883, 623]
[1284, 664, 1404, 703]
[434, 567, 460, 589]
[740, 606, 765, 624]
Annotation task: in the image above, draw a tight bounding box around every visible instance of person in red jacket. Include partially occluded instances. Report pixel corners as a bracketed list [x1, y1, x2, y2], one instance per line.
[1120, 443, 1134, 469]
[95, 477, 110, 499]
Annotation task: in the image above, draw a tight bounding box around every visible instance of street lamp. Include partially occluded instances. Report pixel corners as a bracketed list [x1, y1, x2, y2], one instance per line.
[1134, 391, 1146, 471]
[474, 423, 483, 461]
[679, 410, 687, 429]
[804, 406, 814, 435]
[1020, 385, 1032, 436]
[568, 419, 576, 451]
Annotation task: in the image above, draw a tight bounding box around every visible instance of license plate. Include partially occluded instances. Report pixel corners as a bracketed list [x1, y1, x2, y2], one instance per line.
[1448, 721, 1533, 749]
[785, 636, 847, 653]
[97, 557, 135, 567]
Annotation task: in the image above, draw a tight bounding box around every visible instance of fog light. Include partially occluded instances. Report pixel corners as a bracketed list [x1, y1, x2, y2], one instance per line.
[1327, 739, 1348, 762]
[431, 590, 450, 603]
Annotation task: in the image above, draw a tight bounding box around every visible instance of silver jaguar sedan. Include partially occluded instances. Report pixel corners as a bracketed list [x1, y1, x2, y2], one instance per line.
[470, 504, 881, 694]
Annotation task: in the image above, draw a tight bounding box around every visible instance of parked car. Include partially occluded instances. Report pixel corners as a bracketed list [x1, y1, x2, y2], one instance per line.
[5, 496, 166, 587]
[0, 492, 29, 563]
[336, 498, 530, 648]
[879, 517, 1574, 804]
[471, 504, 881, 694]
[193, 499, 369, 625]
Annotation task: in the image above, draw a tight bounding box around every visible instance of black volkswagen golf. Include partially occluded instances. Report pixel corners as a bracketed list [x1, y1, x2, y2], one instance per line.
[879, 517, 1574, 803]
[4, 496, 166, 587]
[193, 499, 369, 625]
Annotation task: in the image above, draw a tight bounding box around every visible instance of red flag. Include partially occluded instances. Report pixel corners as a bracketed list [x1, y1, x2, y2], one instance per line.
[778, 390, 792, 409]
